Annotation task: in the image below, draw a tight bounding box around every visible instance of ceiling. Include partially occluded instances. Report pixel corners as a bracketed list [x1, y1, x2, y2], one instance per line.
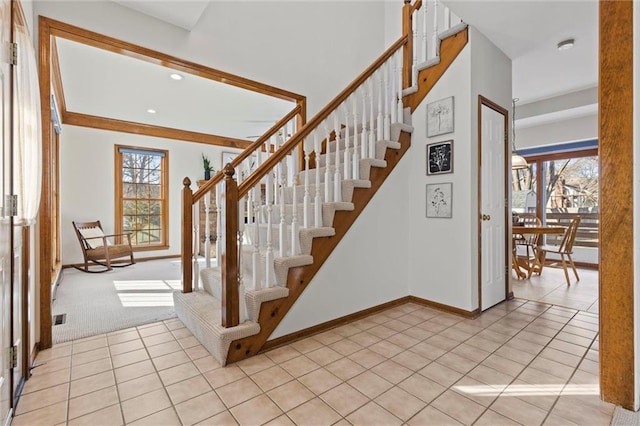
[55, 0, 598, 141]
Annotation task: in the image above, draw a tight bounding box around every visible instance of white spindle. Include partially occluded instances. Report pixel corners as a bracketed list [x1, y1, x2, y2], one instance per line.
[368, 80, 376, 159]
[412, 7, 418, 87]
[383, 62, 391, 140]
[432, 0, 439, 58]
[422, 2, 429, 62]
[343, 106, 351, 180]
[361, 90, 368, 159]
[396, 52, 404, 124]
[215, 183, 222, 263]
[291, 183, 299, 255]
[237, 194, 245, 300]
[278, 178, 286, 258]
[391, 61, 398, 125]
[192, 208, 199, 290]
[444, 6, 451, 31]
[324, 122, 332, 203]
[251, 186, 261, 290]
[333, 115, 342, 202]
[314, 133, 322, 227]
[204, 191, 211, 268]
[352, 96, 360, 179]
[265, 169, 273, 288]
[377, 71, 383, 142]
[303, 141, 311, 228]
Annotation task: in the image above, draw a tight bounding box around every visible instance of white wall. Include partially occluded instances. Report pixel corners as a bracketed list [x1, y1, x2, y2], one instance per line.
[272, 158, 411, 338]
[32, 1, 389, 118]
[517, 114, 597, 149]
[59, 125, 238, 264]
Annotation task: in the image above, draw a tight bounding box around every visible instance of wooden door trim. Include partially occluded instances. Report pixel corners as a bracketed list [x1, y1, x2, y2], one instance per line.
[598, 0, 634, 409]
[477, 96, 510, 311]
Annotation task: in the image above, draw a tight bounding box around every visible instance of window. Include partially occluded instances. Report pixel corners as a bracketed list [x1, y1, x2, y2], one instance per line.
[115, 146, 168, 250]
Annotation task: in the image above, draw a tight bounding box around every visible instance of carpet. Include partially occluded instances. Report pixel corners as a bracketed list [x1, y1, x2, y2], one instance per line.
[612, 406, 640, 426]
[52, 258, 183, 344]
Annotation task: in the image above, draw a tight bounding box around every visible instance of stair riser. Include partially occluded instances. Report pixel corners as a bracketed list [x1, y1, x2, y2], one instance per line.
[283, 181, 356, 204]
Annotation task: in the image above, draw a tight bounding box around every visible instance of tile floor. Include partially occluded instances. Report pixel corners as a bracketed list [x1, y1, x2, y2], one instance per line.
[14, 296, 612, 425]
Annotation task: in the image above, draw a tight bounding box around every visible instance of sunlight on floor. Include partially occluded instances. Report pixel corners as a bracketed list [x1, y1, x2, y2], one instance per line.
[455, 383, 599, 397]
[113, 279, 182, 307]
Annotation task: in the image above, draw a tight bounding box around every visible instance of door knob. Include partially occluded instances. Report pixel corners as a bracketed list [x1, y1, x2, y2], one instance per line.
[481, 214, 491, 221]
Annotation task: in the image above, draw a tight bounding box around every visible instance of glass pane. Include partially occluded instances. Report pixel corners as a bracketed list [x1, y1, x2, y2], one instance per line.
[149, 215, 161, 227]
[136, 200, 149, 213]
[136, 229, 149, 244]
[123, 183, 136, 197]
[148, 156, 161, 169]
[148, 170, 161, 184]
[136, 184, 150, 198]
[149, 184, 161, 198]
[149, 228, 161, 243]
[149, 201, 161, 215]
[511, 164, 536, 214]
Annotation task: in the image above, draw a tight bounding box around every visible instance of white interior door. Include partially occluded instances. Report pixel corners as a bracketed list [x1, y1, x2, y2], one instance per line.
[0, 0, 13, 421]
[480, 100, 507, 311]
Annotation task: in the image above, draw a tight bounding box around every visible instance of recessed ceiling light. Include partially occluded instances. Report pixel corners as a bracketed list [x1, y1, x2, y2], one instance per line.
[147, 109, 157, 114]
[170, 73, 184, 81]
[557, 38, 575, 51]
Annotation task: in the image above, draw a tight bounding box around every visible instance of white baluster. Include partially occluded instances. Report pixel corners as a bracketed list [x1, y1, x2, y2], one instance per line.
[383, 62, 391, 140]
[192, 207, 199, 290]
[377, 71, 384, 142]
[391, 58, 398, 124]
[237, 194, 245, 306]
[361, 90, 368, 159]
[343, 105, 351, 180]
[313, 133, 322, 227]
[396, 52, 404, 124]
[444, 6, 451, 31]
[333, 115, 342, 202]
[352, 96, 360, 179]
[204, 191, 211, 268]
[303, 140, 311, 228]
[412, 7, 418, 87]
[422, 1, 429, 62]
[215, 183, 222, 263]
[432, 0, 439, 58]
[324, 121, 332, 203]
[291, 183, 299, 255]
[278, 175, 286, 258]
[265, 168, 273, 288]
[368, 80, 376, 159]
[251, 186, 261, 290]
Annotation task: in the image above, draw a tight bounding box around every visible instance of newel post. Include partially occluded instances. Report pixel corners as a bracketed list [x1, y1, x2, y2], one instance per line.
[402, 0, 413, 89]
[221, 164, 240, 327]
[181, 177, 193, 293]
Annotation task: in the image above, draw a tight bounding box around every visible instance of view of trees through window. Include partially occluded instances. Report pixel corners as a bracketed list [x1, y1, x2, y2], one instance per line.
[116, 146, 167, 248]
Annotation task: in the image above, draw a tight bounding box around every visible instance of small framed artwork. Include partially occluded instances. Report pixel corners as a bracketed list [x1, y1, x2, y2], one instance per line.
[427, 140, 453, 175]
[427, 96, 454, 137]
[426, 182, 453, 218]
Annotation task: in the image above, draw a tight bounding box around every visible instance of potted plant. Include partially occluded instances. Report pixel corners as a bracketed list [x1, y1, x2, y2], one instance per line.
[202, 154, 214, 180]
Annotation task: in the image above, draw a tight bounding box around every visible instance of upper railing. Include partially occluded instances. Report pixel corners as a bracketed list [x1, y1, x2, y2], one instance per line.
[180, 0, 463, 327]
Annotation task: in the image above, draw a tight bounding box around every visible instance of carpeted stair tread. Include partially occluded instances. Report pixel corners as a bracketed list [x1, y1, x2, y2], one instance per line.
[246, 287, 290, 321]
[283, 179, 371, 204]
[173, 290, 260, 366]
[319, 139, 402, 166]
[274, 255, 314, 286]
[300, 227, 336, 255]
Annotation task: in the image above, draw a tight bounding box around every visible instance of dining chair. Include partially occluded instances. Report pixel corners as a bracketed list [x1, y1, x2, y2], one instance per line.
[537, 216, 581, 285]
[514, 213, 541, 278]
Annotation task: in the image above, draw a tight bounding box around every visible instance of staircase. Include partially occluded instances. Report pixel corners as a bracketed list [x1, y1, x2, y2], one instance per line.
[174, 0, 469, 367]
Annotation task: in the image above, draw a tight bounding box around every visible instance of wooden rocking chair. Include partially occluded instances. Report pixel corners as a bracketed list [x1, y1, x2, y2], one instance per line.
[72, 220, 135, 273]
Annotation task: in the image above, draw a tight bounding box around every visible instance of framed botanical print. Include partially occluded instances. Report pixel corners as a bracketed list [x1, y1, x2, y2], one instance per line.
[427, 96, 454, 137]
[427, 140, 453, 175]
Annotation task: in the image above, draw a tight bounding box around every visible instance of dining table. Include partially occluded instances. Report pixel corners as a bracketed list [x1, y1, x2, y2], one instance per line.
[512, 224, 566, 279]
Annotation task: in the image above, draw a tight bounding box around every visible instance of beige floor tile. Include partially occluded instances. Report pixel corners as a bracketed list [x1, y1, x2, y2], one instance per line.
[319, 383, 369, 417]
[67, 403, 123, 426]
[465, 335, 502, 353]
[403, 326, 435, 341]
[518, 366, 569, 386]
[467, 365, 513, 389]
[289, 337, 323, 354]
[72, 347, 110, 366]
[68, 386, 119, 420]
[117, 372, 163, 401]
[474, 409, 522, 426]
[406, 405, 463, 425]
[15, 383, 68, 415]
[505, 379, 559, 411]
[490, 394, 549, 426]
[196, 410, 239, 426]
[391, 349, 431, 371]
[368, 325, 397, 339]
[431, 389, 485, 425]
[438, 352, 479, 375]
[371, 359, 413, 384]
[30, 356, 71, 377]
[398, 374, 446, 404]
[114, 359, 155, 384]
[217, 377, 263, 408]
[409, 341, 448, 361]
[193, 355, 222, 373]
[348, 348, 387, 369]
[12, 401, 67, 426]
[35, 345, 72, 363]
[451, 376, 500, 407]
[539, 347, 582, 368]
[348, 370, 393, 399]
[346, 401, 403, 426]
[314, 330, 344, 345]
[250, 365, 293, 392]
[386, 331, 421, 349]
[267, 380, 315, 412]
[174, 391, 227, 425]
[305, 346, 343, 366]
[69, 370, 115, 398]
[151, 349, 190, 371]
[374, 386, 426, 421]
[128, 408, 182, 425]
[494, 344, 537, 365]
[137, 323, 169, 337]
[108, 338, 145, 357]
[111, 348, 149, 369]
[166, 375, 212, 405]
[368, 340, 405, 358]
[349, 330, 383, 347]
[145, 340, 182, 358]
[325, 357, 366, 381]
[22, 368, 70, 395]
[263, 345, 302, 364]
[419, 361, 463, 387]
[334, 323, 364, 337]
[121, 388, 172, 423]
[185, 344, 211, 361]
[178, 335, 200, 349]
[236, 353, 276, 375]
[203, 364, 246, 388]
[385, 318, 412, 332]
[450, 343, 491, 364]
[158, 361, 201, 386]
[72, 336, 108, 354]
[229, 394, 283, 426]
[107, 329, 140, 345]
[280, 355, 320, 378]
[142, 331, 175, 347]
[481, 353, 526, 378]
[171, 327, 193, 339]
[547, 338, 588, 357]
[529, 357, 576, 380]
[287, 397, 341, 426]
[426, 334, 460, 351]
[298, 368, 342, 395]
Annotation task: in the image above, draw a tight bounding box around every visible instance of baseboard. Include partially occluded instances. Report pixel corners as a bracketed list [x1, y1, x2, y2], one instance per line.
[62, 253, 180, 269]
[261, 294, 481, 351]
[261, 296, 412, 351]
[408, 295, 480, 319]
[29, 342, 40, 370]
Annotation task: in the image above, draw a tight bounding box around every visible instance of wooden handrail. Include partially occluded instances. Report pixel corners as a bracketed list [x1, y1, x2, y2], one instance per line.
[192, 105, 302, 203]
[237, 35, 408, 198]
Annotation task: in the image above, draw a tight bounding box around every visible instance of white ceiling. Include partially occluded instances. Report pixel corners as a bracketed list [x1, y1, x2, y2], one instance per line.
[56, 0, 598, 140]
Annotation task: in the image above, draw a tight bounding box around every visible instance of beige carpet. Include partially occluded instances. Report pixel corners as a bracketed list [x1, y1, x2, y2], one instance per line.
[612, 406, 640, 426]
[52, 258, 184, 343]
